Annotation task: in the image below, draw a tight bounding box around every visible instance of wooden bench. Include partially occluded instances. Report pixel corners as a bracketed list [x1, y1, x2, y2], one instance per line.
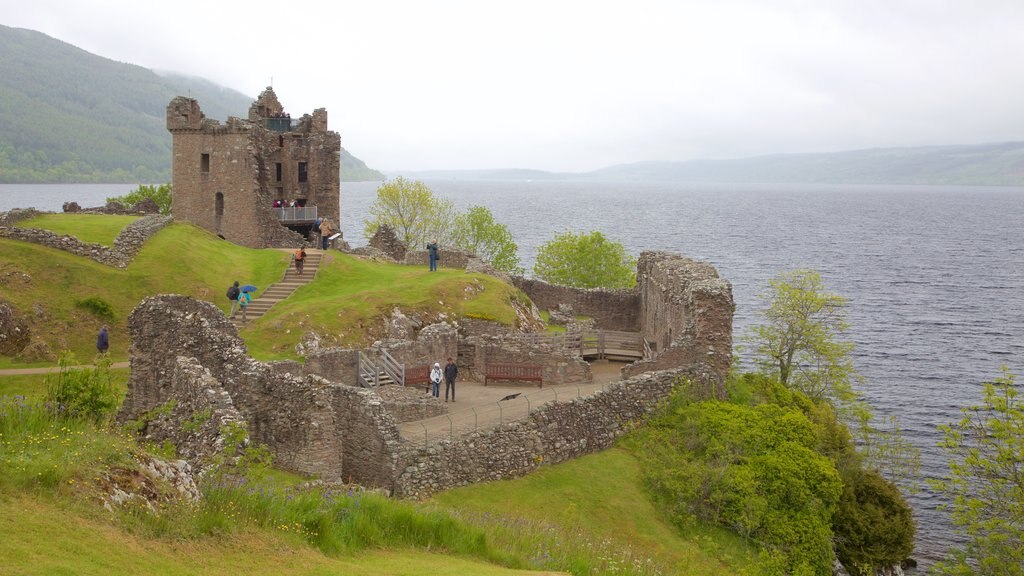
[404, 365, 432, 392]
[484, 363, 543, 388]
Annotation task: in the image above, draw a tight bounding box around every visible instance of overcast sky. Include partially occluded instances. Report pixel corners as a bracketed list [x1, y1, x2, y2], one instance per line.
[3, 0, 1024, 172]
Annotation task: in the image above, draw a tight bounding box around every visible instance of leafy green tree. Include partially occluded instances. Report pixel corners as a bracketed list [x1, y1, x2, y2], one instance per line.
[933, 367, 1023, 576]
[745, 269, 856, 402]
[451, 205, 523, 275]
[362, 177, 455, 247]
[106, 183, 172, 215]
[533, 231, 636, 289]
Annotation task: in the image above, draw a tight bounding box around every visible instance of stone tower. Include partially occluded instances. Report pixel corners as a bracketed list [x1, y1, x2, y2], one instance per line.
[166, 87, 341, 248]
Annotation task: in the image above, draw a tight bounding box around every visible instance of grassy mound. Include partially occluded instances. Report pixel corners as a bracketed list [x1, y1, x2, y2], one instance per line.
[0, 215, 524, 366]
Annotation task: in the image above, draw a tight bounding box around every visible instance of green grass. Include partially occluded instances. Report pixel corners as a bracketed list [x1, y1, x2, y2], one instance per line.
[0, 492, 548, 576]
[17, 213, 140, 246]
[242, 252, 522, 359]
[2, 216, 523, 365]
[0, 222, 287, 365]
[0, 368, 129, 402]
[434, 448, 758, 575]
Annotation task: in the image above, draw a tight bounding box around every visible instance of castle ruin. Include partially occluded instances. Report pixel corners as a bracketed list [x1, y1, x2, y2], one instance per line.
[166, 87, 340, 248]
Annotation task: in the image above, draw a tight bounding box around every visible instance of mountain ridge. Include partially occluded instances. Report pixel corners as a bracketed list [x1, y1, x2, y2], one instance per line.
[0, 25, 383, 183]
[391, 141, 1024, 186]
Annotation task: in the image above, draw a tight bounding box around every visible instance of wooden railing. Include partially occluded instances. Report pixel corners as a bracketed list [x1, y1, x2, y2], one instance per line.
[381, 348, 404, 387]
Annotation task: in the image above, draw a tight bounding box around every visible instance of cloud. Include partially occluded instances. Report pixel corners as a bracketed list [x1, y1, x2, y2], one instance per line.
[3, 0, 1024, 171]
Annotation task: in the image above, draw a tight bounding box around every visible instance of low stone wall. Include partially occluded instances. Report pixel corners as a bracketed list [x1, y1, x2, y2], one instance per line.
[0, 213, 173, 268]
[374, 384, 447, 423]
[392, 369, 682, 498]
[465, 334, 592, 385]
[512, 277, 640, 332]
[375, 323, 458, 368]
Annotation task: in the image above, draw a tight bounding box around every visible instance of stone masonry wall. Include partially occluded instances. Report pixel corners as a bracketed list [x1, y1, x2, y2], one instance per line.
[392, 369, 682, 498]
[0, 213, 173, 268]
[511, 277, 640, 331]
[465, 334, 592, 385]
[118, 295, 401, 481]
[622, 252, 734, 398]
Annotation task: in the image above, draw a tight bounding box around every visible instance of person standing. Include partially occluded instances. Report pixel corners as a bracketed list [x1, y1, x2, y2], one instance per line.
[320, 218, 334, 250]
[227, 281, 241, 317]
[429, 362, 442, 398]
[96, 325, 109, 355]
[294, 247, 306, 275]
[238, 289, 250, 322]
[444, 357, 458, 402]
[426, 239, 439, 271]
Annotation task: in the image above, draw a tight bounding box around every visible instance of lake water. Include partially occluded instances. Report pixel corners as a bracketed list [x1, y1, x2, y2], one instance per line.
[4, 180, 1023, 568]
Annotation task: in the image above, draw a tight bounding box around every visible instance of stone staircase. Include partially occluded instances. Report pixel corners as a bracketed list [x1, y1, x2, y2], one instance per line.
[231, 249, 323, 328]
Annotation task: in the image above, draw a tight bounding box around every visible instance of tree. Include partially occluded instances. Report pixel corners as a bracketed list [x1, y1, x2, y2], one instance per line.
[451, 205, 523, 275]
[533, 231, 636, 289]
[933, 367, 1023, 576]
[106, 183, 172, 214]
[362, 177, 455, 248]
[745, 269, 856, 402]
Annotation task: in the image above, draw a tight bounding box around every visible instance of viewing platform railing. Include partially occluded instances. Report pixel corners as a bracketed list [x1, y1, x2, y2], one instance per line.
[273, 206, 317, 222]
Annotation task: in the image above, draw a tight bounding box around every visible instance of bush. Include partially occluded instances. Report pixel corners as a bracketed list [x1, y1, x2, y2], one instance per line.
[45, 353, 118, 424]
[74, 295, 115, 321]
[833, 469, 915, 575]
[628, 392, 842, 575]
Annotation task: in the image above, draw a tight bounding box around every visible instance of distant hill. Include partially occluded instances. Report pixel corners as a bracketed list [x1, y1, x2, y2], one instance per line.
[392, 142, 1024, 186]
[588, 142, 1024, 186]
[0, 25, 383, 183]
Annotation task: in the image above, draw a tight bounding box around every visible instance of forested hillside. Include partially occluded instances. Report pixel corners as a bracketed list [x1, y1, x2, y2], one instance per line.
[0, 25, 382, 183]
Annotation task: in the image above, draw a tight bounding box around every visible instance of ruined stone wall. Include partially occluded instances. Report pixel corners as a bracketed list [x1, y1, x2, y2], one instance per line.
[512, 277, 640, 331]
[376, 323, 458, 368]
[0, 214, 173, 268]
[169, 120, 265, 247]
[119, 296, 366, 479]
[168, 88, 339, 249]
[464, 335, 592, 385]
[128, 356, 246, 476]
[393, 370, 681, 498]
[330, 385, 403, 487]
[622, 252, 734, 397]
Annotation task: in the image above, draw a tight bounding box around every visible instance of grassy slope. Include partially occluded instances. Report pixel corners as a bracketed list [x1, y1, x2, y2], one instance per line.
[0, 221, 285, 367]
[434, 448, 757, 576]
[243, 252, 521, 359]
[1, 215, 523, 365]
[0, 493, 549, 576]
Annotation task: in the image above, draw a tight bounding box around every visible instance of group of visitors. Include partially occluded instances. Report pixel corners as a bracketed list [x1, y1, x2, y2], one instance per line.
[429, 357, 458, 402]
[273, 199, 303, 208]
[225, 280, 251, 322]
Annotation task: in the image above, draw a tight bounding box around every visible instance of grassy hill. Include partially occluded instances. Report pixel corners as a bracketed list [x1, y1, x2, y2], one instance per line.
[0, 215, 758, 575]
[0, 215, 516, 366]
[0, 25, 383, 184]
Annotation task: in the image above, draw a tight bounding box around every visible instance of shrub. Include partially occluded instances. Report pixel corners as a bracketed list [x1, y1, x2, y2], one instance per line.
[74, 295, 116, 321]
[628, 392, 842, 575]
[44, 353, 118, 424]
[833, 469, 915, 575]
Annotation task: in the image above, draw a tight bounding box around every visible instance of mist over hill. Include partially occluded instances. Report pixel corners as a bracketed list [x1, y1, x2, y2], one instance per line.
[0, 25, 383, 183]
[393, 141, 1024, 186]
